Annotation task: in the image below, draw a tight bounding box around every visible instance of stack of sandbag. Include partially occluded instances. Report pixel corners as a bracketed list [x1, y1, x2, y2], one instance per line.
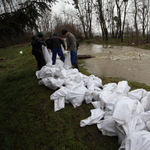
[35, 54, 150, 150]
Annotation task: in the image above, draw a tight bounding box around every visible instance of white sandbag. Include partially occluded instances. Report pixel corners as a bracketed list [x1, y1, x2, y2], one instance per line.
[54, 97, 65, 112]
[64, 71, 83, 85]
[36, 65, 60, 79]
[97, 117, 117, 136]
[99, 83, 117, 109]
[42, 45, 52, 64]
[38, 77, 64, 90]
[87, 75, 103, 88]
[122, 116, 147, 137]
[140, 92, 150, 111]
[139, 111, 150, 123]
[55, 57, 64, 69]
[84, 85, 102, 104]
[113, 97, 144, 125]
[91, 101, 101, 109]
[50, 86, 69, 100]
[80, 108, 105, 127]
[146, 121, 150, 131]
[116, 81, 130, 95]
[64, 51, 72, 69]
[55, 68, 68, 79]
[65, 81, 87, 108]
[119, 131, 150, 150]
[116, 123, 126, 144]
[104, 93, 122, 111]
[128, 89, 148, 101]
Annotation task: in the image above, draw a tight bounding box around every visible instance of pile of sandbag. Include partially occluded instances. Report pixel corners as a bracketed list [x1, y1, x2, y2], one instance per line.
[36, 47, 150, 150]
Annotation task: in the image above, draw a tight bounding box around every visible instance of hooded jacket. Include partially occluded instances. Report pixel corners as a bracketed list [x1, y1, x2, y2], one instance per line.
[31, 36, 45, 55]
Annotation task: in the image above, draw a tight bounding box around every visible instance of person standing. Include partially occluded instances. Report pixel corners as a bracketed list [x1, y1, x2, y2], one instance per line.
[31, 32, 46, 70]
[61, 29, 78, 69]
[45, 33, 65, 65]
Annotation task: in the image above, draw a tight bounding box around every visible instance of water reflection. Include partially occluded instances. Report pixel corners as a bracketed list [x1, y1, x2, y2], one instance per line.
[78, 43, 103, 55]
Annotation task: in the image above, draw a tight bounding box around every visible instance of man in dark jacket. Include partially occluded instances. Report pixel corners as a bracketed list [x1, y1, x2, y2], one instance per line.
[31, 32, 46, 70]
[45, 33, 65, 65]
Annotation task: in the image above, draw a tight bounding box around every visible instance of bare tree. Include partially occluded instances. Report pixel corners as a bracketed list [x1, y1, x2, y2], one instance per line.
[94, 0, 108, 40]
[72, 0, 93, 39]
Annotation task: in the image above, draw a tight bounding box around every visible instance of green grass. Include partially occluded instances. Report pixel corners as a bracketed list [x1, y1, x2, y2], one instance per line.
[0, 44, 150, 150]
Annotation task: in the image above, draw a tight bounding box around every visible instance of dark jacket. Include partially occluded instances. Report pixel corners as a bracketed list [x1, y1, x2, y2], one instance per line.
[31, 36, 45, 55]
[45, 36, 66, 50]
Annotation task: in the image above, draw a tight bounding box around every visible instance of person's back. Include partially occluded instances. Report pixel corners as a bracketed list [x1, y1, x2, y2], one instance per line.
[31, 32, 46, 70]
[47, 33, 65, 65]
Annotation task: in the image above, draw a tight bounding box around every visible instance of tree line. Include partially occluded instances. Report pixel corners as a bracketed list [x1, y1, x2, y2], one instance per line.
[0, 0, 150, 47]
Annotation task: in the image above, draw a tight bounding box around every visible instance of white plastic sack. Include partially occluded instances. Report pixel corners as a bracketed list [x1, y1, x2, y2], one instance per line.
[97, 117, 117, 136]
[36, 65, 60, 79]
[65, 81, 87, 108]
[119, 131, 150, 150]
[113, 97, 144, 125]
[64, 51, 72, 69]
[116, 81, 131, 95]
[80, 108, 105, 127]
[42, 45, 52, 64]
[54, 97, 65, 112]
[38, 77, 64, 90]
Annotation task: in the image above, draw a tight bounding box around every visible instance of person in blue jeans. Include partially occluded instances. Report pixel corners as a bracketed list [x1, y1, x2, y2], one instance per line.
[45, 33, 66, 65]
[61, 29, 78, 69]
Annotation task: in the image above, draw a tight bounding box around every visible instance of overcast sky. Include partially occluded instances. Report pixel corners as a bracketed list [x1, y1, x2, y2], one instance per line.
[52, 0, 74, 14]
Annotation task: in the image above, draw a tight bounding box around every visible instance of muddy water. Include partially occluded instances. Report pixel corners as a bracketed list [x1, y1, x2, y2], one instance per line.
[78, 43, 150, 86]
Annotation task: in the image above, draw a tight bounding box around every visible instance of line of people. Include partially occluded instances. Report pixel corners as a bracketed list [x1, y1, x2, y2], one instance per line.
[31, 30, 79, 70]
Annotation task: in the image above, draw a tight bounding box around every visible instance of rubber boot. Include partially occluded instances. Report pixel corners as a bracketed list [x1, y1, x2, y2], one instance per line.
[73, 63, 78, 69]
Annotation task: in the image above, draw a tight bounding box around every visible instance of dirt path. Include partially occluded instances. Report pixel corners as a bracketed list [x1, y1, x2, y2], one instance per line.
[78, 44, 150, 86]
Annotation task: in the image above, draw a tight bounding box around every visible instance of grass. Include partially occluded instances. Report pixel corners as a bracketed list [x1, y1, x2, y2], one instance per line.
[0, 43, 150, 150]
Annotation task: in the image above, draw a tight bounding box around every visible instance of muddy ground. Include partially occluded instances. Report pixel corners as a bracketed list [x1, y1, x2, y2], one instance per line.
[78, 44, 150, 86]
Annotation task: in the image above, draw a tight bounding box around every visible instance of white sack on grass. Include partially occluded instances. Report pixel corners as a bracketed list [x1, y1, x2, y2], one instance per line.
[91, 101, 101, 109]
[42, 45, 52, 64]
[87, 75, 103, 88]
[65, 81, 87, 108]
[97, 117, 117, 136]
[50, 86, 68, 100]
[54, 97, 65, 112]
[128, 89, 148, 101]
[140, 92, 150, 111]
[64, 51, 72, 69]
[38, 77, 64, 90]
[55, 68, 67, 79]
[116, 81, 131, 95]
[36, 65, 60, 79]
[113, 97, 144, 125]
[80, 108, 105, 127]
[99, 83, 117, 109]
[122, 116, 147, 138]
[128, 89, 150, 111]
[64, 71, 83, 86]
[119, 131, 150, 150]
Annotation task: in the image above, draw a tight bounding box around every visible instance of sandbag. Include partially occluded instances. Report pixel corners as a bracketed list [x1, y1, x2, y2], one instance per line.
[42, 45, 52, 64]
[64, 51, 72, 69]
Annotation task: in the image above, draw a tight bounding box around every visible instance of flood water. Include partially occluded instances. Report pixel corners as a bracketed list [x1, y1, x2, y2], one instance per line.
[78, 43, 150, 60]
[77, 43, 150, 86]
